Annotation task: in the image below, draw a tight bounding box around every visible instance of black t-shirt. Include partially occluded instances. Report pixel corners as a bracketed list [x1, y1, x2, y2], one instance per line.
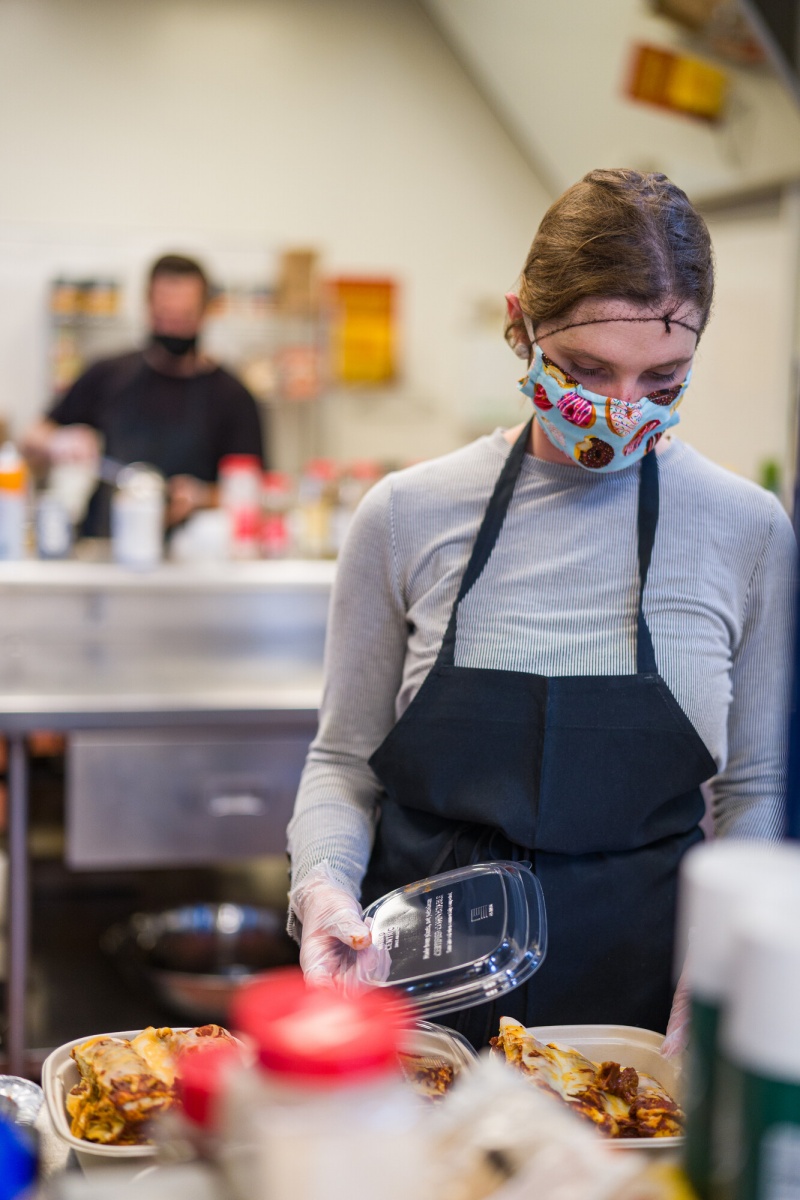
[49, 351, 265, 535]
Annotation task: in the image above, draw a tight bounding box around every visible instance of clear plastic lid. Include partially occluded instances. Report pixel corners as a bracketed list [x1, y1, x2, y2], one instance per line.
[363, 861, 547, 1019]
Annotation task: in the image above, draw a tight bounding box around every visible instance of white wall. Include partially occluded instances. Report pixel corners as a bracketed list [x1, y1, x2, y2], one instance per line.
[424, 0, 800, 201]
[0, 0, 797, 486]
[0, 0, 550, 465]
[680, 193, 800, 492]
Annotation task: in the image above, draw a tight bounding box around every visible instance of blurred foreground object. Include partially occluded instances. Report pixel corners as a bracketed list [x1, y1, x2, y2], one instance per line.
[223, 969, 422, 1200]
[675, 841, 800, 1198]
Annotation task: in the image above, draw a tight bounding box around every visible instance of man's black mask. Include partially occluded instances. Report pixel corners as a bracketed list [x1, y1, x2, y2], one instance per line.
[151, 333, 198, 357]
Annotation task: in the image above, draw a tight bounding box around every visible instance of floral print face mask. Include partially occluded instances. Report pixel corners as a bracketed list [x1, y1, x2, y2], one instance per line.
[518, 345, 691, 472]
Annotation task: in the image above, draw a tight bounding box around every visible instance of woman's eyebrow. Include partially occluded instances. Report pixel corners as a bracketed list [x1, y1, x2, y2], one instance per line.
[565, 350, 693, 371]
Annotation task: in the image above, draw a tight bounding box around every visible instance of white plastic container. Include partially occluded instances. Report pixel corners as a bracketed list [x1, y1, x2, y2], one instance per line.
[36, 492, 73, 559]
[222, 970, 429, 1200]
[716, 906, 800, 1200]
[0, 443, 28, 561]
[218, 455, 261, 560]
[675, 841, 800, 1197]
[527, 1024, 683, 1152]
[42, 1029, 164, 1161]
[111, 464, 165, 570]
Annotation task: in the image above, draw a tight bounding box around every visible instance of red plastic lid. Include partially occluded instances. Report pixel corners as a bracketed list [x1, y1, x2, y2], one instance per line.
[176, 1042, 243, 1129]
[348, 461, 381, 481]
[303, 459, 338, 482]
[219, 454, 262, 474]
[263, 471, 292, 492]
[231, 968, 410, 1085]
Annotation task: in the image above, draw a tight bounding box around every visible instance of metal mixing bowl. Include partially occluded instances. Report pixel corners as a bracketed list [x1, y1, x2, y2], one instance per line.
[103, 902, 299, 1022]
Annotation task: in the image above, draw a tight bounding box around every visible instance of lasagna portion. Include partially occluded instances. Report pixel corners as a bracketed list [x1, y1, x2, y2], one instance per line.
[397, 1052, 456, 1102]
[67, 1024, 236, 1145]
[490, 1018, 683, 1139]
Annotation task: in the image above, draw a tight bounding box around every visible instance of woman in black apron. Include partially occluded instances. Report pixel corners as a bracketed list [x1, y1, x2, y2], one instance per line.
[288, 169, 793, 1049]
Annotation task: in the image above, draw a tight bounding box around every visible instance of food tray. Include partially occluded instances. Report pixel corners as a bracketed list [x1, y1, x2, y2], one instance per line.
[398, 1021, 477, 1101]
[42, 1028, 185, 1159]
[528, 1024, 683, 1151]
[401, 1021, 477, 1072]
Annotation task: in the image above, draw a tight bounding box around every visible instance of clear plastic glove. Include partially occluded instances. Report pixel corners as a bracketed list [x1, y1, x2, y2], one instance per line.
[661, 967, 691, 1059]
[290, 862, 391, 993]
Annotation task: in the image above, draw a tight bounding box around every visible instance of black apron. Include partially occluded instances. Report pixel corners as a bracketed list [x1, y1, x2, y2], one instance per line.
[362, 420, 716, 1049]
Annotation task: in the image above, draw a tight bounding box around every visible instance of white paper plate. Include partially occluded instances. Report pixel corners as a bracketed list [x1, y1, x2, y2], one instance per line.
[528, 1024, 683, 1151]
[42, 1028, 183, 1159]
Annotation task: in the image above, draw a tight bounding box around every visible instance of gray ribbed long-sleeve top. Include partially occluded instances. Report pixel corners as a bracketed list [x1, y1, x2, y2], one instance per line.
[287, 430, 796, 901]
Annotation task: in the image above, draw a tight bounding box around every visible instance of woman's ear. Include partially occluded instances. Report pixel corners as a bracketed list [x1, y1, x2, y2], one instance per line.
[504, 293, 533, 361]
[505, 292, 524, 323]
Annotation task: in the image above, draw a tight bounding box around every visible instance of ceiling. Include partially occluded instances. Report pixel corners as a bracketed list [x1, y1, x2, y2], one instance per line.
[421, 0, 800, 203]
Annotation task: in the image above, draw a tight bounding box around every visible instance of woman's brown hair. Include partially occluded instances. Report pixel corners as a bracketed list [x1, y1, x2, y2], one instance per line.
[507, 169, 714, 351]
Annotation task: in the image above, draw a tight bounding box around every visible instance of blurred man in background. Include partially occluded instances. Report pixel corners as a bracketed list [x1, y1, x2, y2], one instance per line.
[24, 253, 264, 534]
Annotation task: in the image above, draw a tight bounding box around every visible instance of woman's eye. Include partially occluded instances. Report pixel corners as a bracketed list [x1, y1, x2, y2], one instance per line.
[646, 370, 678, 383]
[572, 364, 604, 377]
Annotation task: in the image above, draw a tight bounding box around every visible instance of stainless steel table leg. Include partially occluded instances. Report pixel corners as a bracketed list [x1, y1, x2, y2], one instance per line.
[7, 734, 28, 1077]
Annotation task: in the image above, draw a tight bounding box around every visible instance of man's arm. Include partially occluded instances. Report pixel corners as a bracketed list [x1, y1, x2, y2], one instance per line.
[166, 476, 219, 527]
[21, 419, 100, 471]
[22, 359, 108, 470]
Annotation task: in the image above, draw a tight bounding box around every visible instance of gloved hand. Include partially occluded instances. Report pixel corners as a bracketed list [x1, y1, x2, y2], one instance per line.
[167, 474, 215, 527]
[290, 862, 391, 993]
[661, 967, 691, 1059]
[49, 423, 101, 466]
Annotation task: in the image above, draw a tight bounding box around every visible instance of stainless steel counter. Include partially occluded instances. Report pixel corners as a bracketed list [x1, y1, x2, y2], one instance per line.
[0, 558, 335, 1074]
[0, 559, 332, 721]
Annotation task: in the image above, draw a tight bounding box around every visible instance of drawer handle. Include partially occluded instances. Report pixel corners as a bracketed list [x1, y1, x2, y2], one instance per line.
[207, 793, 267, 818]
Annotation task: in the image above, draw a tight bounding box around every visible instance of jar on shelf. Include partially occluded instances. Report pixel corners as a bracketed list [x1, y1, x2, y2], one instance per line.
[330, 460, 381, 556]
[260, 471, 294, 559]
[111, 463, 165, 570]
[293, 459, 337, 559]
[0, 444, 29, 562]
[218, 454, 262, 560]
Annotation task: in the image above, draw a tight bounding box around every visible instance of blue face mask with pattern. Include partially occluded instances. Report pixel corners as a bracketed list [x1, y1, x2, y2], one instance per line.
[518, 344, 691, 472]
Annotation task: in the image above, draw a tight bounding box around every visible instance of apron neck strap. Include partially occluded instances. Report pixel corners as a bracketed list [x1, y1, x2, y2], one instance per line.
[439, 420, 531, 665]
[438, 420, 661, 674]
[636, 447, 659, 674]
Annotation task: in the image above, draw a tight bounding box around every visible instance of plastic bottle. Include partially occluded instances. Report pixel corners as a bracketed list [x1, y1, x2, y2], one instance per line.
[220, 968, 426, 1200]
[36, 491, 73, 559]
[260, 472, 294, 559]
[219, 454, 262, 560]
[0, 444, 28, 561]
[715, 903, 800, 1200]
[0, 1114, 37, 1200]
[294, 460, 337, 558]
[111, 463, 165, 570]
[330, 461, 380, 556]
[675, 841, 800, 1200]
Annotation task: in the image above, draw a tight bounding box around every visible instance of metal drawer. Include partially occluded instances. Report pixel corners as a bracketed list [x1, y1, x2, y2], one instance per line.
[66, 724, 315, 869]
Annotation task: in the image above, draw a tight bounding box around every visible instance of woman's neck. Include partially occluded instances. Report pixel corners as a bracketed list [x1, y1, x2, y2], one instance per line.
[502, 419, 576, 465]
